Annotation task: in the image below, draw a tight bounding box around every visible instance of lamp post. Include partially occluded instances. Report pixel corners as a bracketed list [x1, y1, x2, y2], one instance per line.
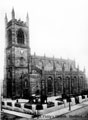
[28, 49, 31, 99]
[62, 63, 65, 98]
[21, 73, 23, 98]
[77, 65, 80, 95]
[53, 57, 56, 96]
[69, 65, 72, 111]
[41, 61, 47, 104]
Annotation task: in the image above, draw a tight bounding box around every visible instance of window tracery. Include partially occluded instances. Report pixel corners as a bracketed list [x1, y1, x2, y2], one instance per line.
[17, 29, 24, 44]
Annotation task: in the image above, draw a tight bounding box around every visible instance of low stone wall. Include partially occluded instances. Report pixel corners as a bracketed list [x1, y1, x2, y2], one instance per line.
[2, 95, 88, 116]
[1, 99, 33, 113]
[18, 99, 29, 103]
[37, 102, 64, 115]
[78, 95, 88, 103]
[2, 99, 16, 110]
[63, 97, 76, 107]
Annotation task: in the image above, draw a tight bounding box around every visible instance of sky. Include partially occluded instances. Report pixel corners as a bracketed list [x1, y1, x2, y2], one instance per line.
[0, 0, 88, 83]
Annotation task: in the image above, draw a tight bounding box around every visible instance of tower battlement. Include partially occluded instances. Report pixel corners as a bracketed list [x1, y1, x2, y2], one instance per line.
[5, 8, 29, 28]
[7, 19, 27, 28]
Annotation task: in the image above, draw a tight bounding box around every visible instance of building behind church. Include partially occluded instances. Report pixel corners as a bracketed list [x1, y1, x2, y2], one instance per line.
[3, 9, 88, 99]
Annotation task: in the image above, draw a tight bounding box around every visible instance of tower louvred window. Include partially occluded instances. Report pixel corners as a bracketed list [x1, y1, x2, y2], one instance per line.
[17, 29, 24, 44]
[8, 29, 12, 45]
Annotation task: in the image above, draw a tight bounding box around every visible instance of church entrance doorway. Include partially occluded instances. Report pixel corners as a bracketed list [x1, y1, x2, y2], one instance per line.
[22, 78, 29, 99]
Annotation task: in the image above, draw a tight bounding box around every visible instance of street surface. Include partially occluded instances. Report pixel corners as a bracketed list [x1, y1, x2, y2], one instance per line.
[1, 105, 88, 120]
[52, 104, 88, 120]
[62, 104, 88, 117]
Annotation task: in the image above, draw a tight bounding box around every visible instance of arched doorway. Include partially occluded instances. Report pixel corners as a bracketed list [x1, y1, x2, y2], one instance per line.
[20, 75, 29, 99]
[7, 70, 12, 98]
[23, 79, 29, 99]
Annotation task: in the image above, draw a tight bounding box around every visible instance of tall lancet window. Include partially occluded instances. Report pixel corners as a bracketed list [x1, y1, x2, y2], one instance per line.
[47, 77, 53, 92]
[17, 29, 24, 44]
[24, 79, 28, 88]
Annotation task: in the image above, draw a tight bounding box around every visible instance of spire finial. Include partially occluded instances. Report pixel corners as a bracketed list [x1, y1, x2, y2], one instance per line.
[53, 55, 54, 60]
[27, 12, 29, 19]
[62, 63, 65, 71]
[83, 66, 85, 73]
[26, 12, 29, 26]
[34, 52, 36, 57]
[70, 65, 72, 72]
[53, 56, 56, 71]
[5, 13, 8, 25]
[44, 53, 46, 58]
[12, 8, 15, 19]
[77, 64, 79, 71]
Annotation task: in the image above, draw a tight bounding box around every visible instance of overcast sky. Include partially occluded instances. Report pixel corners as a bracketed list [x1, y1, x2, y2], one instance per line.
[0, 0, 88, 81]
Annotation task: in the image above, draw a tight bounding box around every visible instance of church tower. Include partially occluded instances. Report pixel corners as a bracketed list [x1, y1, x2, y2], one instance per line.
[4, 9, 30, 99]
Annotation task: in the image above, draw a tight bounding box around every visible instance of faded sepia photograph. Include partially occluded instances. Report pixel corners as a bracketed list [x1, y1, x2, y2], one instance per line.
[0, 0, 88, 120]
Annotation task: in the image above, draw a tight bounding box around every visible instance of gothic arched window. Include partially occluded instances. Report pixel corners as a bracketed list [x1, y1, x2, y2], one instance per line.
[47, 77, 53, 93]
[65, 76, 70, 94]
[57, 77, 62, 93]
[8, 29, 12, 45]
[24, 79, 28, 88]
[17, 29, 24, 44]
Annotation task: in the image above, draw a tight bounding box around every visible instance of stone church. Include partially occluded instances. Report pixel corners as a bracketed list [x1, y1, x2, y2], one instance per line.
[3, 9, 87, 99]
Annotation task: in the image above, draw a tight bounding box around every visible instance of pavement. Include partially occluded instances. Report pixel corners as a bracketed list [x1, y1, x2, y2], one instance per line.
[1, 109, 33, 119]
[38, 100, 88, 119]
